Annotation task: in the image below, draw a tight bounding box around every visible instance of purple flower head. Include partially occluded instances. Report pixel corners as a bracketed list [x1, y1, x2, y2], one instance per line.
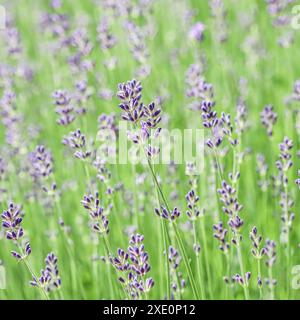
[62, 129, 91, 160]
[188, 22, 205, 42]
[1, 203, 24, 241]
[143, 102, 161, 129]
[29, 145, 53, 179]
[125, 21, 149, 65]
[117, 79, 144, 123]
[265, 239, 277, 267]
[291, 79, 300, 101]
[250, 226, 266, 259]
[52, 89, 76, 126]
[213, 221, 230, 253]
[185, 63, 212, 102]
[235, 98, 249, 135]
[31, 252, 61, 292]
[98, 113, 118, 137]
[97, 18, 117, 50]
[185, 189, 204, 220]
[260, 105, 277, 136]
[110, 233, 153, 299]
[154, 206, 181, 221]
[81, 192, 109, 235]
[168, 246, 181, 270]
[0, 157, 7, 181]
[228, 215, 244, 232]
[51, 0, 62, 9]
[232, 272, 251, 288]
[256, 154, 269, 191]
[295, 170, 300, 189]
[218, 180, 243, 216]
[279, 191, 295, 241]
[276, 136, 293, 187]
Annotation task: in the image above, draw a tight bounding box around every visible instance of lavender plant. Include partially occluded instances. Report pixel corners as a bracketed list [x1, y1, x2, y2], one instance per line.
[0, 0, 299, 302]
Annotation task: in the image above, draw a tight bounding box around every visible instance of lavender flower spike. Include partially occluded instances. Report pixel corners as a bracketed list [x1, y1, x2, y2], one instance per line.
[62, 129, 91, 160]
[154, 206, 181, 221]
[117, 79, 144, 123]
[260, 105, 277, 136]
[188, 22, 205, 42]
[81, 192, 109, 235]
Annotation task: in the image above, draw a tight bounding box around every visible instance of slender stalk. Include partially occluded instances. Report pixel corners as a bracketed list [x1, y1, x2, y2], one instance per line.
[257, 259, 263, 300]
[55, 200, 79, 295]
[15, 243, 49, 300]
[212, 147, 224, 183]
[192, 221, 205, 299]
[102, 235, 116, 298]
[200, 219, 213, 299]
[225, 253, 230, 299]
[236, 244, 249, 300]
[161, 219, 171, 300]
[268, 267, 275, 300]
[22, 256, 49, 300]
[103, 234, 131, 300]
[157, 219, 165, 299]
[283, 183, 290, 298]
[173, 223, 200, 300]
[151, 160, 171, 300]
[146, 157, 200, 299]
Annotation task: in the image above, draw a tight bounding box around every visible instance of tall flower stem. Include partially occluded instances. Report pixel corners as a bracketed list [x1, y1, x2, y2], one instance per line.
[212, 148, 224, 183]
[23, 258, 49, 300]
[225, 253, 230, 299]
[236, 244, 249, 300]
[102, 235, 117, 299]
[152, 161, 171, 300]
[161, 219, 171, 300]
[17, 244, 49, 300]
[192, 221, 205, 299]
[146, 157, 200, 299]
[172, 222, 200, 299]
[283, 183, 291, 298]
[55, 200, 79, 295]
[257, 259, 263, 300]
[268, 267, 275, 300]
[200, 219, 213, 299]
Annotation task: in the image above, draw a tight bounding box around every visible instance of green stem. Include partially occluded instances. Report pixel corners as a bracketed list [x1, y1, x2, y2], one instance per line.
[102, 235, 116, 299]
[16, 243, 49, 300]
[192, 221, 205, 299]
[225, 253, 230, 299]
[283, 183, 290, 299]
[200, 218, 213, 299]
[173, 223, 200, 300]
[268, 267, 275, 300]
[257, 259, 263, 300]
[23, 258, 49, 300]
[162, 219, 171, 300]
[237, 244, 249, 300]
[150, 159, 171, 300]
[146, 157, 199, 299]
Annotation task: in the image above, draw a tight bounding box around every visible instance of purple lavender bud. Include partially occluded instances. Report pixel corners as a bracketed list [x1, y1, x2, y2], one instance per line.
[213, 221, 230, 253]
[1, 203, 25, 241]
[116, 79, 144, 123]
[188, 22, 205, 42]
[29, 145, 53, 179]
[11, 251, 22, 260]
[63, 129, 91, 160]
[145, 278, 154, 291]
[52, 89, 76, 126]
[260, 105, 277, 136]
[154, 206, 181, 222]
[258, 277, 263, 287]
